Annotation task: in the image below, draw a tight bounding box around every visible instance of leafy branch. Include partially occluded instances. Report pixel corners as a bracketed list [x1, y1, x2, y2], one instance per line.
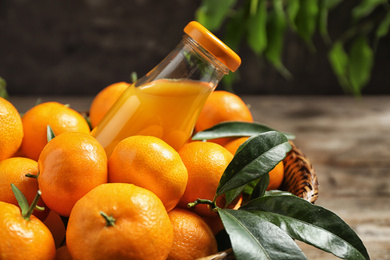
[195, 0, 390, 95]
[191, 123, 369, 259]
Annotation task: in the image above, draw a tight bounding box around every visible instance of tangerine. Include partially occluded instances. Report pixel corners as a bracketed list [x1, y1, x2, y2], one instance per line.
[21, 101, 90, 160]
[89, 82, 129, 128]
[0, 157, 49, 221]
[0, 97, 23, 161]
[167, 208, 218, 260]
[0, 201, 56, 260]
[108, 135, 188, 212]
[178, 141, 233, 217]
[195, 90, 253, 145]
[38, 132, 107, 217]
[43, 210, 66, 249]
[66, 183, 173, 260]
[55, 246, 72, 260]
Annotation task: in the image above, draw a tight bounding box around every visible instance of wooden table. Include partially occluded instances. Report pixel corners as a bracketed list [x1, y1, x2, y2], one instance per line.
[9, 95, 390, 259]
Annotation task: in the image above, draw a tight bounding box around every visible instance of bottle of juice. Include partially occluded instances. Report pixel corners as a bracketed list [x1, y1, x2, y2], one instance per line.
[91, 21, 241, 157]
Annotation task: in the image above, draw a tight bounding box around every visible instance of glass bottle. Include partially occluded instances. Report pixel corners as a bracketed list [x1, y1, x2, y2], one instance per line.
[90, 21, 241, 157]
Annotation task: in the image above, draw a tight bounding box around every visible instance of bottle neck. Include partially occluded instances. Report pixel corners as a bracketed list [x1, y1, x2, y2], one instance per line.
[183, 35, 230, 76]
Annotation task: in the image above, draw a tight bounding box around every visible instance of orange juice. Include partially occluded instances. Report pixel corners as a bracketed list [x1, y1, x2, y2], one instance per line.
[91, 79, 213, 156]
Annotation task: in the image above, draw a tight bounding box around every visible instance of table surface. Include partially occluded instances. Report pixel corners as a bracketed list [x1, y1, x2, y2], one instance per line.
[9, 95, 390, 259]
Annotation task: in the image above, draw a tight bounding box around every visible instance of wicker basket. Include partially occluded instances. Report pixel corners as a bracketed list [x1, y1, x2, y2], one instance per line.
[199, 141, 319, 260]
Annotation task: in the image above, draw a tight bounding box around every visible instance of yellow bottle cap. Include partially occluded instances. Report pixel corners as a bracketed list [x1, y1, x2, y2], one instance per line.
[184, 21, 241, 72]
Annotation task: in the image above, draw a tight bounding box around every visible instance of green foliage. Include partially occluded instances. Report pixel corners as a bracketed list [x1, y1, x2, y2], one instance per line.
[191, 125, 370, 259]
[11, 184, 44, 221]
[191, 121, 295, 141]
[0, 77, 9, 99]
[195, 0, 390, 95]
[47, 125, 56, 142]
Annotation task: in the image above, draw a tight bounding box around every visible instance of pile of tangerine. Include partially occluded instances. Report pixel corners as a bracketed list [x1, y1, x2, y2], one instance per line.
[0, 83, 284, 260]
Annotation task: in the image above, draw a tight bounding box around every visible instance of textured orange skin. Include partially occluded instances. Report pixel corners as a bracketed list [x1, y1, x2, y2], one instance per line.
[89, 82, 129, 128]
[38, 132, 107, 217]
[108, 135, 188, 212]
[178, 141, 233, 217]
[267, 161, 285, 191]
[21, 102, 90, 161]
[0, 201, 56, 260]
[0, 157, 49, 221]
[167, 208, 218, 260]
[0, 97, 23, 161]
[66, 183, 173, 260]
[195, 90, 253, 133]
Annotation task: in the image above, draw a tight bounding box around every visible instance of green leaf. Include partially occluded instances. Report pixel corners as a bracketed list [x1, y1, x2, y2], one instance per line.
[11, 184, 29, 217]
[375, 10, 390, 40]
[264, 0, 292, 80]
[249, 173, 270, 200]
[192, 121, 295, 141]
[247, 0, 267, 55]
[0, 77, 8, 99]
[224, 5, 247, 52]
[241, 193, 370, 260]
[318, 0, 330, 43]
[348, 35, 374, 95]
[295, 0, 319, 52]
[323, 0, 344, 9]
[352, 0, 388, 22]
[286, 0, 300, 30]
[328, 41, 350, 91]
[218, 208, 307, 260]
[317, 0, 343, 44]
[215, 131, 292, 201]
[47, 125, 56, 142]
[195, 0, 237, 31]
[221, 4, 246, 90]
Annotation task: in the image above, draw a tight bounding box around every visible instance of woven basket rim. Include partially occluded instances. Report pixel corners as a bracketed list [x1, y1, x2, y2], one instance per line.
[281, 141, 319, 203]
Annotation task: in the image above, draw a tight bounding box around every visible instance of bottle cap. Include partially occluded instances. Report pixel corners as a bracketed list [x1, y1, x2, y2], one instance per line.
[184, 21, 241, 72]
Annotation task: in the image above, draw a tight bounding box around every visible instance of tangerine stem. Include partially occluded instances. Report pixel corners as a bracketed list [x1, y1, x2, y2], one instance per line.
[187, 199, 216, 210]
[100, 211, 116, 227]
[25, 172, 39, 179]
[24, 190, 42, 220]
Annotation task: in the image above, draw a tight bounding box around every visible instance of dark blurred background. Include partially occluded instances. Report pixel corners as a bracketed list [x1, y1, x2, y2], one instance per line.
[0, 0, 389, 96]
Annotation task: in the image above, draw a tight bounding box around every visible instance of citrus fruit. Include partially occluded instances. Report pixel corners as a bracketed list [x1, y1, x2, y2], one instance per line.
[89, 81, 129, 128]
[223, 136, 250, 155]
[224, 136, 285, 190]
[0, 157, 49, 221]
[178, 141, 233, 217]
[43, 210, 66, 249]
[195, 90, 253, 131]
[267, 160, 285, 191]
[0, 201, 56, 260]
[66, 183, 173, 260]
[38, 132, 107, 217]
[108, 135, 188, 212]
[55, 246, 72, 260]
[167, 208, 218, 260]
[21, 101, 90, 161]
[0, 97, 23, 161]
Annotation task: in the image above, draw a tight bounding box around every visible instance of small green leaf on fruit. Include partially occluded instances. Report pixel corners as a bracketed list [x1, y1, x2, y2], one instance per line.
[47, 125, 56, 142]
[11, 184, 30, 217]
